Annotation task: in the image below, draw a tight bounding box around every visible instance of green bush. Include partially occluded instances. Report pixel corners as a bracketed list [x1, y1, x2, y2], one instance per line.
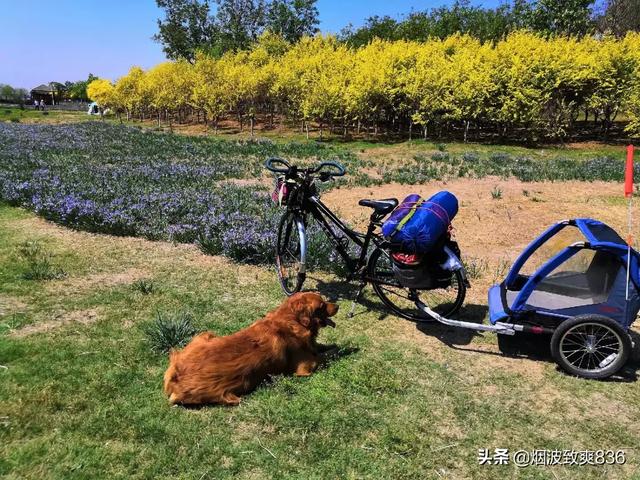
[144, 310, 198, 354]
[132, 279, 156, 294]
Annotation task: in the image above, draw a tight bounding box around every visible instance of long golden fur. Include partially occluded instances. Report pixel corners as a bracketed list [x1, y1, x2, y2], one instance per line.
[163, 292, 338, 406]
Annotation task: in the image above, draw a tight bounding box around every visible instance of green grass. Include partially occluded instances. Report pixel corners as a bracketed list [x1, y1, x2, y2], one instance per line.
[1, 203, 639, 479]
[0, 106, 88, 124]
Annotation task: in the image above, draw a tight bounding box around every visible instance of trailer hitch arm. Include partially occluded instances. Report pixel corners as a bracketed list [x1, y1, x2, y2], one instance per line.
[415, 300, 524, 336]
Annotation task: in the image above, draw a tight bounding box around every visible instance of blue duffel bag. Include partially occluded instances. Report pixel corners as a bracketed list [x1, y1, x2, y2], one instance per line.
[382, 191, 458, 253]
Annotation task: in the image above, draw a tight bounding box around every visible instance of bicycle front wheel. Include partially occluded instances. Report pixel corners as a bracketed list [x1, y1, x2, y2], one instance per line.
[368, 247, 466, 321]
[276, 211, 306, 295]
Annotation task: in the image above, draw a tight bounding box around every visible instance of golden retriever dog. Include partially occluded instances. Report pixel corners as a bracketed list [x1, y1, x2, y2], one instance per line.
[163, 292, 338, 406]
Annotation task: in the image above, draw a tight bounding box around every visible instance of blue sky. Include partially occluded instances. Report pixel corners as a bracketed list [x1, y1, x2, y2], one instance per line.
[0, 0, 500, 89]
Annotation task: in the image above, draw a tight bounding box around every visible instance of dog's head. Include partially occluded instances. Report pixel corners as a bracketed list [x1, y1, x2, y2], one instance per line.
[287, 292, 338, 331]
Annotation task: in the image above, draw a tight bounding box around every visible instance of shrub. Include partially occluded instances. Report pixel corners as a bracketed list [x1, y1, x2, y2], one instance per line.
[132, 279, 156, 294]
[144, 310, 198, 354]
[462, 152, 479, 163]
[431, 152, 450, 163]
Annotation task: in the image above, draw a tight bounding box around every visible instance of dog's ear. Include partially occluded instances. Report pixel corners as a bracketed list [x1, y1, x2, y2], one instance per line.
[288, 294, 316, 328]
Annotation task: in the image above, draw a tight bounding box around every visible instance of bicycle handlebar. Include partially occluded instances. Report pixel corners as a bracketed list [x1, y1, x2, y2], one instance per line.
[264, 157, 346, 178]
[264, 157, 291, 174]
[313, 161, 346, 177]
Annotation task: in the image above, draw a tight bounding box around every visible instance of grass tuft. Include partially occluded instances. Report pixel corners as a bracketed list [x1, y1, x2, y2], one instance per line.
[17, 240, 66, 280]
[132, 278, 157, 295]
[490, 186, 503, 200]
[462, 256, 488, 280]
[144, 310, 198, 353]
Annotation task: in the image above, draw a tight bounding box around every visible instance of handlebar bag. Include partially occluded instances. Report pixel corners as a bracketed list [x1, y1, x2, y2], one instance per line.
[382, 191, 458, 254]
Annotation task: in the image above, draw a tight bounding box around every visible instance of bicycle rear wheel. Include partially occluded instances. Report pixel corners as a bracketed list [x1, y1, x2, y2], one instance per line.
[368, 247, 465, 321]
[276, 211, 306, 295]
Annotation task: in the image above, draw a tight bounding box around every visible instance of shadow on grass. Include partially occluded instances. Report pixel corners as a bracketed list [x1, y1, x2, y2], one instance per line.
[308, 276, 395, 322]
[307, 277, 640, 382]
[317, 344, 360, 371]
[494, 328, 639, 383]
[426, 315, 639, 383]
[414, 303, 487, 347]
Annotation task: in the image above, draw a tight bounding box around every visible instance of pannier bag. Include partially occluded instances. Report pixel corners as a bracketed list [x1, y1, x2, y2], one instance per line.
[382, 191, 458, 254]
[271, 177, 293, 206]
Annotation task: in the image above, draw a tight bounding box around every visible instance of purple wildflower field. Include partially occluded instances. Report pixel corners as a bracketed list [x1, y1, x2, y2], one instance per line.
[0, 122, 351, 264]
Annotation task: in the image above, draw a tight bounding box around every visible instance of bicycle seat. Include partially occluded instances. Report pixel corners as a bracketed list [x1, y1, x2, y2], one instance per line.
[358, 198, 398, 215]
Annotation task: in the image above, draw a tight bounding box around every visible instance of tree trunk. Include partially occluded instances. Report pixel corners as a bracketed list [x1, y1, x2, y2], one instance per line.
[464, 120, 470, 143]
[250, 116, 254, 136]
[409, 120, 413, 141]
[305, 121, 309, 140]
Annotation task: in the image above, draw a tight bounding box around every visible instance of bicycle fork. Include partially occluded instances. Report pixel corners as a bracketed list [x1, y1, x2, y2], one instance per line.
[293, 214, 307, 277]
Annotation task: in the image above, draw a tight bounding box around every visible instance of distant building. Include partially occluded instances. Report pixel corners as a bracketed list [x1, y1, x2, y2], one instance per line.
[30, 83, 62, 105]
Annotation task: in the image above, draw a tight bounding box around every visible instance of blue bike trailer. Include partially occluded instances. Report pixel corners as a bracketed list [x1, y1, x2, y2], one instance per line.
[488, 218, 640, 329]
[414, 217, 637, 379]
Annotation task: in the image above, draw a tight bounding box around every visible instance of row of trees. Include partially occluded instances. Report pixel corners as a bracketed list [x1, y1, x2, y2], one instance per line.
[154, 0, 640, 59]
[88, 31, 640, 141]
[341, 0, 595, 46]
[155, 0, 319, 61]
[37, 76, 98, 103]
[0, 85, 29, 104]
[0, 75, 98, 106]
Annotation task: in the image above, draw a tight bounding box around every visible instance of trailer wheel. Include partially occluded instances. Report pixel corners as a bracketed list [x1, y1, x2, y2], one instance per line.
[551, 315, 631, 380]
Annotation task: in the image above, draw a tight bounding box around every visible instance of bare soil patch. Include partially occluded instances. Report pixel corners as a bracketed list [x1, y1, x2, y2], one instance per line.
[0, 295, 27, 317]
[11, 308, 101, 337]
[45, 268, 149, 295]
[324, 177, 625, 306]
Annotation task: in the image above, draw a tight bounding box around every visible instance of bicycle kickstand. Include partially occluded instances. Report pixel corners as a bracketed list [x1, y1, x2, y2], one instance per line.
[349, 282, 366, 318]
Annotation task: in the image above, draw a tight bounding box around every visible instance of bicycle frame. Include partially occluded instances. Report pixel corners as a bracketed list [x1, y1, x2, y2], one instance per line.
[292, 194, 386, 278]
[270, 157, 469, 322]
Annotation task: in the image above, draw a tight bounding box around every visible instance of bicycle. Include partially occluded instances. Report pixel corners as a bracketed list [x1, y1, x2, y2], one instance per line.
[264, 157, 469, 321]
